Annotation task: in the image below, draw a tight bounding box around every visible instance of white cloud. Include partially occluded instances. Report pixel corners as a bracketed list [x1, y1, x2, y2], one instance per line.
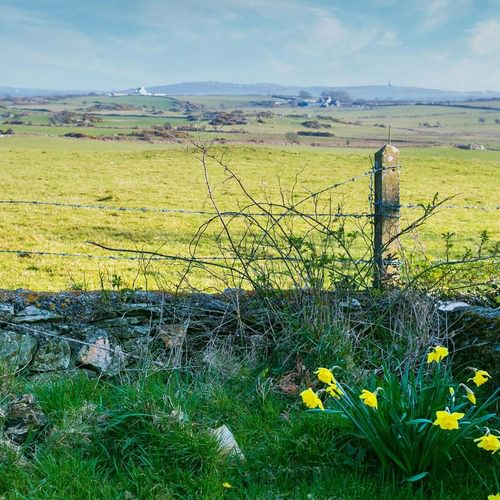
[1, 0, 499, 91]
[290, 9, 380, 59]
[469, 19, 500, 55]
[416, 0, 473, 30]
[376, 31, 401, 47]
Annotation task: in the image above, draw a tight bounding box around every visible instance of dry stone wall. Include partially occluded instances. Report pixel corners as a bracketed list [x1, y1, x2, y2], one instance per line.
[0, 290, 262, 378]
[0, 290, 497, 380]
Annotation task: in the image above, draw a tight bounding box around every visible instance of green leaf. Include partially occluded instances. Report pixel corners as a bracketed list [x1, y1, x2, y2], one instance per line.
[405, 472, 429, 482]
[307, 409, 344, 415]
[406, 418, 432, 425]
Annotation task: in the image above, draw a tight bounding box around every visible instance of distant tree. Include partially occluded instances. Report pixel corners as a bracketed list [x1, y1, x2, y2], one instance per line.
[495, 119, 500, 124]
[321, 89, 352, 104]
[352, 98, 368, 106]
[478, 117, 486, 124]
[298, 90, 313, 99]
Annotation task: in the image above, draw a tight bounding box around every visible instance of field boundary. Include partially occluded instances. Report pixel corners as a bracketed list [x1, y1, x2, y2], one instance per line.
[1, 142, 498, 289]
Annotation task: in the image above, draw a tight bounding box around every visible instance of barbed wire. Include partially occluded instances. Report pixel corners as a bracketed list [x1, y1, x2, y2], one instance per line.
[373, 202, 499, 211]
[0, 249, 227, 261]
[0, 247, 496, 268]
[402, 204, 500, 211]
[0, 164, 497, 282]
[0, 248, 372, 264]
[0, 199, 371, 219]
[0, 168, 379, 219]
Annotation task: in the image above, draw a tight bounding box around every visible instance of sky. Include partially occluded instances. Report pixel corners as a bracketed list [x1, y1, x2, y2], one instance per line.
[1, 0, 500, 91]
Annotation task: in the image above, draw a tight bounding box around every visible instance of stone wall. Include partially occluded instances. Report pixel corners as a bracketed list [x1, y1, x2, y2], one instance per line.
[0, 290, 497, 380]
[0, 290, 265, 378]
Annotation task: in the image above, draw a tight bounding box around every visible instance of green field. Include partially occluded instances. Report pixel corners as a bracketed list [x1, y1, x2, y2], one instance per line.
[0, 95, 499, 291]
[3, 95, 500, 148]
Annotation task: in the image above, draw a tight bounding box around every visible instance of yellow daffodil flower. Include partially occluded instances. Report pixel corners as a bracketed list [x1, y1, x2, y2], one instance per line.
[300, 388, 324, 410]
[325, 383, 343, 399]
[433, 409, 464, 430]
[223, 482, 233, 489]
[427, 345, 449, 363]
[488, 493, 500, 500]
[468, 369, 491, 387]
[474, 433, 500, 454]
[466, 390, 476, 405]
[462, 385, 476, 405]
[359, 389, 378, 409]
[448, 387, 455, 396]
[315, 367, 335, 385]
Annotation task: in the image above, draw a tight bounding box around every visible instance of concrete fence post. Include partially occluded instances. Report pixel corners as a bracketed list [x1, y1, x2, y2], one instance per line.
[373, 144, 401, 288]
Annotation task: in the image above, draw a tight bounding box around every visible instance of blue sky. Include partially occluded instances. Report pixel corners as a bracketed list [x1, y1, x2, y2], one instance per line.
[1, 0, 499, 90]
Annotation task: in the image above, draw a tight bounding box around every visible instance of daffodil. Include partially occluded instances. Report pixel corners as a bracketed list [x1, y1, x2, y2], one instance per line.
[433, 409, 464, 430]
[427, 345, 449, 363]
[359, 389, 378, 409]
[474, 433, 500, 454]
[461, 384, 476, 405]
[315, 367, 335, 385]
[325, 383, 343, 399]
[488, 493, 500, 500]
[468, 369, 491, 387]
[466, 390, 476, 405]
[300, 388, 324, 410]
[448, 387, 455, 396]
[223, 482, 233, 489]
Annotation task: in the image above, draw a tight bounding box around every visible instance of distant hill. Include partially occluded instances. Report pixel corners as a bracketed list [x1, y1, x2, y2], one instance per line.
[0, 86, 95, 97]
[143, 82, 500, 102]
[2, 82, 499, 102]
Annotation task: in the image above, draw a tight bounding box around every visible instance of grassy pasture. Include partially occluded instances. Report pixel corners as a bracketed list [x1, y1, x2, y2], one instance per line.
[0, 135, 498, 291]
[4, 95, 500, 149]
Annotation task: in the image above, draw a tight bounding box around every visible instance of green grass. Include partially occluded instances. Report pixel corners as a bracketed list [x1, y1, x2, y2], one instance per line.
[0, 366, 496, 499]
[0, 135, 498, 290]
[1, 96, 499, 291]
[4, 95, 500, 148]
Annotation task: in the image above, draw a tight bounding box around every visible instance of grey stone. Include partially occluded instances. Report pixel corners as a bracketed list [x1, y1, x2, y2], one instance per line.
[444, 305, 500, 382]
[160, 323, 186, 349]
[210, 424, 245, 460]
[31, 338, 71, 371]
[0, 330, 37, 370]
[13, 306, 62, 323]
[437, 301, 470, 312]
[77, 329, 125, 375]
[4, 393, 49, 444]
[0, 303, 15, 320]
[222, 287, 245, 298]
[117, 303, 162, 315]
[121, 336, 152, 354]
[339, 298, 362, 310]
[99, 316, 143, 327]
[96, 318, 151, 339]
[133, 325, 151, 335]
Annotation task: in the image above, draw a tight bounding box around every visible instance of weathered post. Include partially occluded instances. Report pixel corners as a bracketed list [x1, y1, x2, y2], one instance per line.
[373, 144, 401, 289]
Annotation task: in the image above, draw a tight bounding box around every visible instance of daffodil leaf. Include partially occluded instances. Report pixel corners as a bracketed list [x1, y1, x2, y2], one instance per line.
[406, 418, 432, 425]
[307, 409, 340, 415]
[405, 472, 429, 482]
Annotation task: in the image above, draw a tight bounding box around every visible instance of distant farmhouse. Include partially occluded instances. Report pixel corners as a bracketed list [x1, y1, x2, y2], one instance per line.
[135, 86, 150, 96]
[272, 93, 343, 108]
[109, 86, 167, 97]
